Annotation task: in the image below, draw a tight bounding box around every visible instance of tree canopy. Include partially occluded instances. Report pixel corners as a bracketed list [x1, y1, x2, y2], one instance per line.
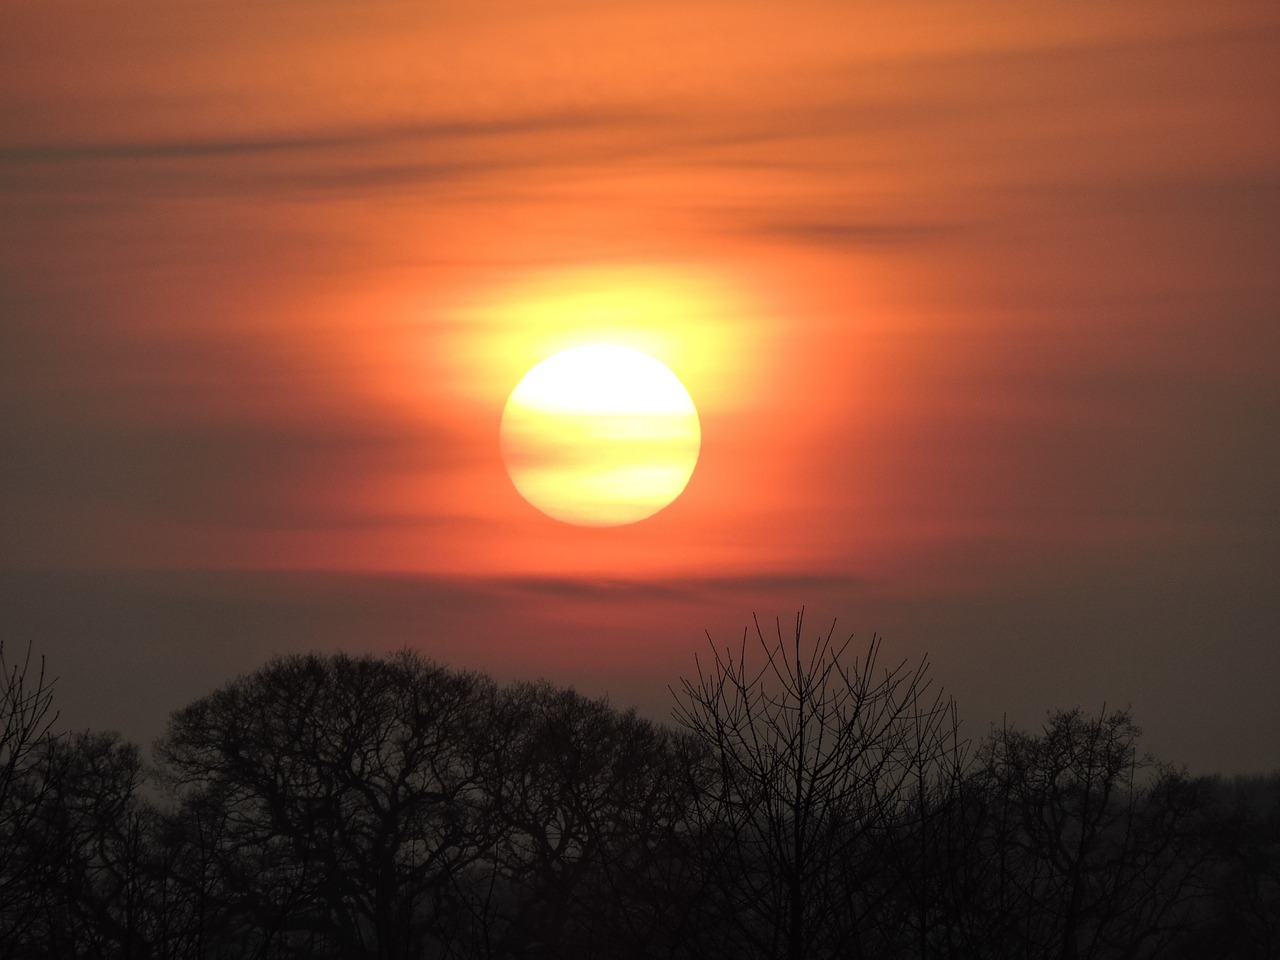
[1, 626, 1275, 959]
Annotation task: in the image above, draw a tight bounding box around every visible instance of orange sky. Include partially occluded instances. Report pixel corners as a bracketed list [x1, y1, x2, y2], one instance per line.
[2, 0, 1278, 773]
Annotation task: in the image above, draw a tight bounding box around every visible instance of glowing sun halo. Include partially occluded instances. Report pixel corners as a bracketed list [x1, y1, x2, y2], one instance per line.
[500, 345, 701, 526]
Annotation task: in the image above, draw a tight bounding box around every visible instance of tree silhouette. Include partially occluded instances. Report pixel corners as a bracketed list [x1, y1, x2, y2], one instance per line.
[0, 640, 60, 953]
[965, 708, 1214, 960]
[9, 732, 157, 959]
[671, 611, 966, 960]
[157, 650, 504, 960]
[479, 681, 706, 959]
[1, 631, 1262, 959]
[1176, 773, 1280, 959]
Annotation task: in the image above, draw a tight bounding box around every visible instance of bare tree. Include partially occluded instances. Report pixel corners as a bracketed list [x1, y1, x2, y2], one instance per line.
[156, 650, 505, 960]
[969, 708, 1213, 960]
[0, 639, 58, 819]
[671, 611, 966, 960]
[0, 640, 60, 951]
[482, 681, 707, 960]
[7, 731, 158, 960]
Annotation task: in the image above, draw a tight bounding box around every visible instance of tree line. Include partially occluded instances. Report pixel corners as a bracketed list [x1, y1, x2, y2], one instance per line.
[1, 616, 1277, 960]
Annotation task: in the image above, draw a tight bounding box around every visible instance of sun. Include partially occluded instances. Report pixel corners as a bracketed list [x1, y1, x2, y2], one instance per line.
[500, 345, 701, 526]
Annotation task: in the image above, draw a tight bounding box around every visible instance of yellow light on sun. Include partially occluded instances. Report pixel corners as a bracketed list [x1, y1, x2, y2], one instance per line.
[500, 345, 701, 526]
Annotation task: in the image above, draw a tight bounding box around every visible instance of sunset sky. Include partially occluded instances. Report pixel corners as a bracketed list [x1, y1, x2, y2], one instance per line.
[3, 0, 1278, 773]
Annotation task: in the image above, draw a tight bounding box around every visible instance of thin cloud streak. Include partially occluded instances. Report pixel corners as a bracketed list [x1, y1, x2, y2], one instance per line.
[0, 112, 648, 163]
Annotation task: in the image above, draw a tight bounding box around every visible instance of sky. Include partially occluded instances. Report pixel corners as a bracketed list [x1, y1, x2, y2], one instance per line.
[2, 0, 1278, 774]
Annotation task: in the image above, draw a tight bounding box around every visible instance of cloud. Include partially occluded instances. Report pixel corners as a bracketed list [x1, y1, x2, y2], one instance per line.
[0, 413, 459, 528]
[484, 571, 864, 603]
[0, 109, 667, 202]
[753, 218, 964, 248]
[0, 113, 636, 163]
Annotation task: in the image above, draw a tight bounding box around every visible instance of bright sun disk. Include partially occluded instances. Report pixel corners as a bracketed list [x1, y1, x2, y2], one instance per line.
[500, 345, 701, 527]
